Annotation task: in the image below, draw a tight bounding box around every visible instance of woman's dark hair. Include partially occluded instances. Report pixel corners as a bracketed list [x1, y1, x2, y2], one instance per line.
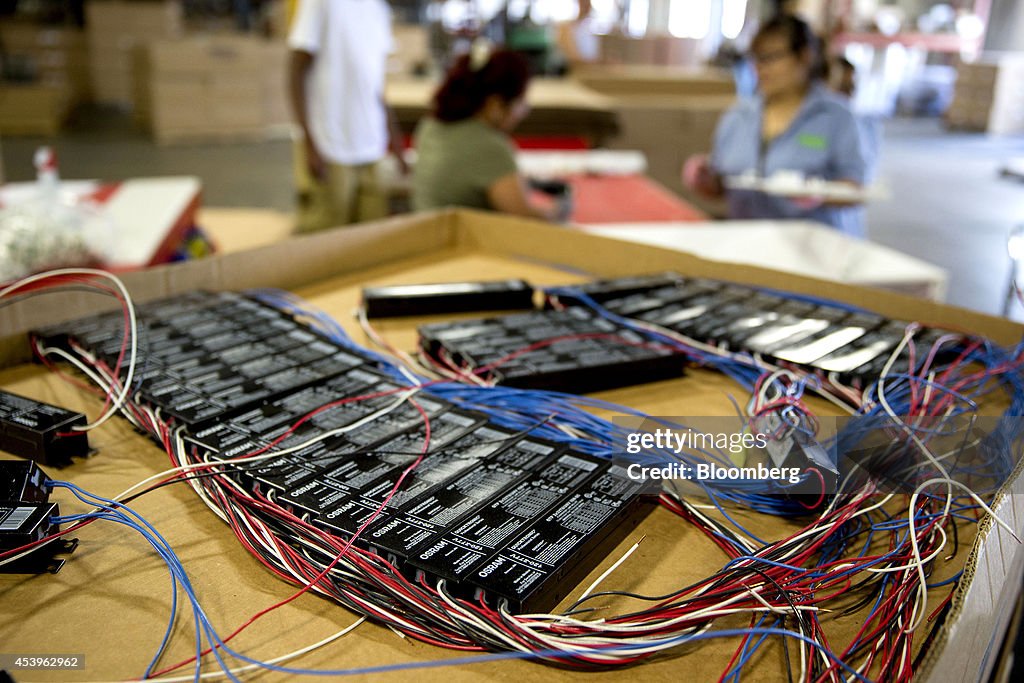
[752, 14, 825, 79]
[433, 49, 531, 123]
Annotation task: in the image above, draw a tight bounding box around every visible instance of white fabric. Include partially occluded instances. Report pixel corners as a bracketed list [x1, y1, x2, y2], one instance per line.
[289, 0, 394, 165]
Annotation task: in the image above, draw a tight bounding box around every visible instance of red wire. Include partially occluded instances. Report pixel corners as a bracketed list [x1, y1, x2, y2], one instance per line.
[27, 274, 993, 676]
[798, 468, 827, 511]
[148, 399, 434, 677]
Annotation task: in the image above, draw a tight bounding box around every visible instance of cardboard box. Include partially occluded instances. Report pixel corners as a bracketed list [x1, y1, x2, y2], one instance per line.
[574, 64, 735, 98]
[136, 35, 290, 143]
[90, 68, 133, 105]
[143, 81, 209, 129]
[596, 34, 706, 68]
[949, 54, 1024, 134]
[0, 83, 71, 136]
[180, 34, 269, 72]
[598, 32, 626, 64]
[0, 22, 91, 106]
[263, 42, 291, 128]
[86, 0, 185, 107]
[621, 36, 659, 65]
[0, 210, 1022, 681]
[0, 24, 87, 57]
[266, 0, 289, 39]
[656, 35, 703, 67]
[209, 95, 265, 127]
[604, 94, 734, 216]
[198, 206, 294, 252]
[86, 0, 183, 35]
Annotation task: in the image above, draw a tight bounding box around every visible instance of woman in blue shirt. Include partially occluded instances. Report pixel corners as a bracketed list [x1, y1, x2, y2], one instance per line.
[685, 15, 868, 237]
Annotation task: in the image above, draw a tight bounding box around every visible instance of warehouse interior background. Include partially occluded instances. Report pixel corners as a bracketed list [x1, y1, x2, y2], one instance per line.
[3, 2, 1024, 680]
[0, 0, 1023, 316]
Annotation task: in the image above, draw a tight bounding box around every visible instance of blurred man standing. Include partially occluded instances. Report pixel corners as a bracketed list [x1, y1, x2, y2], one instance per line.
[288, 0, 407, 232]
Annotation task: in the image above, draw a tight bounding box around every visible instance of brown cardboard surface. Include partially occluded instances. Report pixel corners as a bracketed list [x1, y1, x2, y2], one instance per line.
[0, 23, 86, 50]
[0, 210, 1021, 681]
[149, 35, 271, 75]
[949, 54, 1024, 134]
[0, 84, 70, 136]
[658, 36, 705, 68]
[85, 0, 184, 38]
[136, 37, 292, 143]
[0, 22, 90, 105]
[574, 65, 735, 97]
[86, 0, 185, 107]
[199, 207, 295, 254]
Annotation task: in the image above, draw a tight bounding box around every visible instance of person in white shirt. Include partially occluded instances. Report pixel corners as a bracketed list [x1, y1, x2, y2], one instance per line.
[288, 0, 408, 232]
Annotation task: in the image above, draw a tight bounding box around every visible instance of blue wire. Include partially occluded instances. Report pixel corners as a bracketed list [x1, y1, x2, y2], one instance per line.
[722, 613, 771, 683]
[49, 481, 241, 682]
[926, 571, 963, 589]
[49, 506, 193, 678]
[202, 626, 871, 681]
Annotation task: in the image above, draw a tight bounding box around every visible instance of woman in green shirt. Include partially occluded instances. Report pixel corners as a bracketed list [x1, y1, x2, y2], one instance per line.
[412, 46, 561, 221]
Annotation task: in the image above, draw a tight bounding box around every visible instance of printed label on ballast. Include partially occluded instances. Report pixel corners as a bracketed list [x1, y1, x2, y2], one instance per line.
[0, 506, 34, 531]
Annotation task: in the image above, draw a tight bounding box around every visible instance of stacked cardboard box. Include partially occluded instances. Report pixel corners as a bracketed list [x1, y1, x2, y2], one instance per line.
[0, 84, 70, 136]
[599, 34, 705, 68]
[0, 22, 90, 135]
[136, 35, 291, 144]
[266, 0, 289, 40]
[574, 65, 735, 98]
[947, 54, 1024, 134]
[658, 36, 703, 67]
[263, 42, 291, 132]
[86, 0, 184, 108]
[0, 23, 90, 102]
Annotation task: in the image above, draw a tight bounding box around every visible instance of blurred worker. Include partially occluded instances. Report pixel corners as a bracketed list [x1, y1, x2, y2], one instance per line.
[412, 44, 567, 221]
[556, 0, 600, 71]
[684, 15, 867, 237]
[828, 55, 881, 182]
[288, 0, 408, 233]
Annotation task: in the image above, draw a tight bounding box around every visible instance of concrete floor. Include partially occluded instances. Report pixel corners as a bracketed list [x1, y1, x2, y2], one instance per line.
[1, 106, 295, 210]
[3, 110, 1024, 318]
[865, 118, 1024, 318]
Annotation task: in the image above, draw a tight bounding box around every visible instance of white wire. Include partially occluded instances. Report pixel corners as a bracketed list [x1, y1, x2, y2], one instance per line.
[903, 475, 1020, 634]
[116, 388, 420, 504]
[355, 306, 440, 383]
[577, 537, 643, 603]
[84, 617, 366, 683]
[2, 268, 139, 431]
[25, 277, 1013, 671]
[0, 382, 419, 569]
[865, 525, 948, 573]
[873, 326, 966, 632]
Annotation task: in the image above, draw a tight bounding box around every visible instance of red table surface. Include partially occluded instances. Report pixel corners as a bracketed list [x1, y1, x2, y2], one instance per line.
[565, 174, 707, 223]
